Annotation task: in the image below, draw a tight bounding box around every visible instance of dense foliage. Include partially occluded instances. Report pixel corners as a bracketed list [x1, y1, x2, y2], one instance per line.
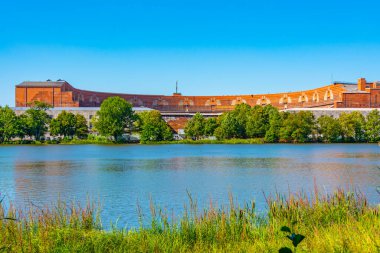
[365, 109, 380, 142]
[0, 97, 175, 144]
[0, 102, 52, 142]
[2, 98, 380, 144]
[0, 106, 21, 142]
[92, 96, 135, 141]
[184, 104, 380, 143]
[138, 110, 173, 143]
[0, 102, 91, 143]
[184, 112, 206, 140]
[50, 111, 89, 139]
[317, 115, 342, 143]
[23, 101, 52, 141]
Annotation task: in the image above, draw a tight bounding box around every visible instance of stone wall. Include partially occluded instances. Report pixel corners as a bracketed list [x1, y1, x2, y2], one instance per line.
[285, 108, 378, 118]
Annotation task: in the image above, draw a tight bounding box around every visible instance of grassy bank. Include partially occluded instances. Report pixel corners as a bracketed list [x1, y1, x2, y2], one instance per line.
[0, 140, 114, 145]
[2, 137, 378, 145]
[141, 138, 265, 144]
[0, 138, 266, 145]
[0, 190, 378, 252]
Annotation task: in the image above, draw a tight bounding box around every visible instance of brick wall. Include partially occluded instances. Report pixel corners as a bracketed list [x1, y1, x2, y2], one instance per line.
[15, 86, 79, 107]
[17, 81, 380, 110]
[56, 83, 348, 111]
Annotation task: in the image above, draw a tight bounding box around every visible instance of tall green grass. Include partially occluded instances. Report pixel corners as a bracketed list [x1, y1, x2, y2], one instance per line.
[0, 189, 378, 252]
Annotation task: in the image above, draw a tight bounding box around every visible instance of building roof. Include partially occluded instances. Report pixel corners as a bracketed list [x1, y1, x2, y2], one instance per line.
[342, 84, 360, 92]
[333, 81, 357, 85]
[16, 81, 68, 88]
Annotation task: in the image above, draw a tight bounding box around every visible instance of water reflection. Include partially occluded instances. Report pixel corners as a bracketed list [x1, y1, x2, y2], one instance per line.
[326, 152, 380, 159]
[0, 144, 378, 228]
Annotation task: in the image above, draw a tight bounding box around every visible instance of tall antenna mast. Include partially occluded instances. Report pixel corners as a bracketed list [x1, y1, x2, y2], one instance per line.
[176, 80, 178, 94]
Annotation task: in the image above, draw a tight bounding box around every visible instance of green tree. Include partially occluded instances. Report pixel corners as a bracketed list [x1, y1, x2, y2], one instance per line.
[203, 117, 218, 137]
[231, 103, 251, 138]
[365, 109, 380, 142]
[49, 119, 60, 137]
[50, 111, 88, 138]
[16, 114, 29, 140]
[246, 105, 266, 138]
[264, 109, 283, 143]
[214, 112, 240, 140]
[50, 111, 76, 138]
[185, 113, 205, 140]
[339, 112, 365, 142]
[279, 111, 315, 143]
[246, 105, 278, 138]
[215, 104, 251, 140]
[279, 112, 295, 142]
[317, 115, 342, 143]
[28, 101, 51, 110]
[293, 111, 315, 142]
[139, 110, 173, 142]
[0, 106, 21, 142]
[93, 97, 135, 141]
[75, 114, 89, 138]
[24, 102, 52, 140]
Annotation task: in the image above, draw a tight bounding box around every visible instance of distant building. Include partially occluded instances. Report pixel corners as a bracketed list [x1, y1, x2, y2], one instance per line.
[14, 78, 380, 133]
[334, 78, 380, 108]
[16, 78, 380, 111]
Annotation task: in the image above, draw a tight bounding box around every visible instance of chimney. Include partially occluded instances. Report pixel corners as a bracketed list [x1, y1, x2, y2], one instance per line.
[358, 78, 366, 91]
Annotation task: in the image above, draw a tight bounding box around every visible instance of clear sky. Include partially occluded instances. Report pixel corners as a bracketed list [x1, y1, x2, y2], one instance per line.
[1, 0, 380, 106]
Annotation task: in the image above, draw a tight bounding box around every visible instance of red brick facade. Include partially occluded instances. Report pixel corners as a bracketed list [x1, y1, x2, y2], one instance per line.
[15, 82, 79, 107]
[15, 78, 380, 111]
[334, 78, 380, 108]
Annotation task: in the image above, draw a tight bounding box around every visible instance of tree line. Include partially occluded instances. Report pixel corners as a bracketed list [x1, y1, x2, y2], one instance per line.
[184, 104, 380, 143]
[88, 96, 173, 142]
[1, 97, 380, 143]
[0, 97, 173, 143]
[0, 101, 89, 143]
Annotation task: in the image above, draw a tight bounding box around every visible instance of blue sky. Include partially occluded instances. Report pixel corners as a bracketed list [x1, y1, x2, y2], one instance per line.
[1, 0, 380, 106]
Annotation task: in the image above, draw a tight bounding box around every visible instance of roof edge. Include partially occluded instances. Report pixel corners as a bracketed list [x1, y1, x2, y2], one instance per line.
[16, 81, 69, 88]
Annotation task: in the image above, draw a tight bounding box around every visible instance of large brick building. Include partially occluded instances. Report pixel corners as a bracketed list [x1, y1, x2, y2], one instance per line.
[15, 78, 380, 111]
[334, 78, 380, 108]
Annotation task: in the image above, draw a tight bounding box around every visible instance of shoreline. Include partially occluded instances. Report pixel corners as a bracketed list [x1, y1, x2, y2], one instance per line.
[0, 139, 379, 145]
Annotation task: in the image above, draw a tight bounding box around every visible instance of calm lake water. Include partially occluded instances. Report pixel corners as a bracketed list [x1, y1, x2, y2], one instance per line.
[0, 144, 379, 228]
